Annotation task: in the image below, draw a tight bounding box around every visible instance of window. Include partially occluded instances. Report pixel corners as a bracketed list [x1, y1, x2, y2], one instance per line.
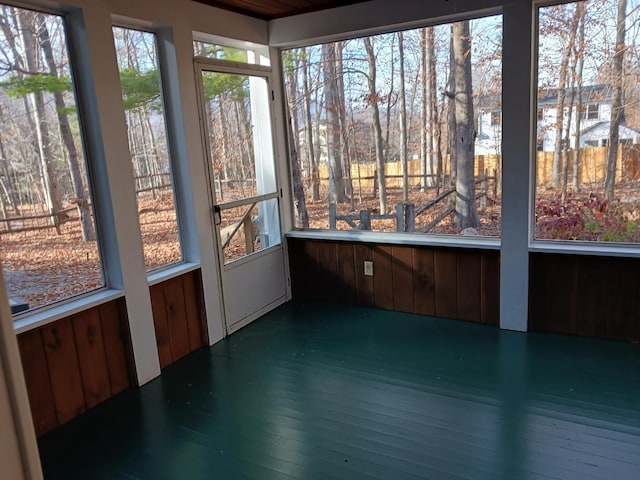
[535, 0, 640, 244]
[113, 26, 182, 271]
[193, 38, 268, 66]
[0, 4, 104, 313]
[193, 40, 250, 62]
[537, 109, 544, 121]
[580, 104, 599, 120]
[282, 15, 503, 236]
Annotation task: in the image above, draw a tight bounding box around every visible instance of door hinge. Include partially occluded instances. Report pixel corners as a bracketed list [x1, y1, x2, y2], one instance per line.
[271, 90, 275, 101]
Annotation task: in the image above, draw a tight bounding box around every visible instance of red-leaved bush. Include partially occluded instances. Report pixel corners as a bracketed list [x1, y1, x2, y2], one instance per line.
[535, 192, 640, 242]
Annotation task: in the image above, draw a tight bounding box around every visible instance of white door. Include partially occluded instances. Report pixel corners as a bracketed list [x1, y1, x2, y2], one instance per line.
[196, 60, 287, 334]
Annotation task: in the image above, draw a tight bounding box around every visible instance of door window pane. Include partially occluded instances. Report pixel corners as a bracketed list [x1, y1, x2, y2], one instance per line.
[113, 26, 182, 270]
[0, 4, 104, 313]
[201, 71, 278, 202]
[218, 198, 280, 264]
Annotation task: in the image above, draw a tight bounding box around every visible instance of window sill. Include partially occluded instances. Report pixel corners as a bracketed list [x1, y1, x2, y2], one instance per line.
[529, 240, 640, 258]
[286, 229, 501, 250]
[147, 262, 201, 287]
[13, 289, 125, 334]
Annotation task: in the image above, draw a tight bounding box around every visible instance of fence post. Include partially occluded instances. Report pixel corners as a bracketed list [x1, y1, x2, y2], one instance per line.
[359, 210, 371, 230]
[481, 170, 488, 209]
[405, 203, 415, 232]
[243, 216, 255, 254]
[329, 203, 337, 230]
[396, 204, 404, 232]
[493, 168, 498, 199]
[373, 169, 378, 198]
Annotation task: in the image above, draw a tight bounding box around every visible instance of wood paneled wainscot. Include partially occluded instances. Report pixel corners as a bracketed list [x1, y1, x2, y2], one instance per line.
[529, 253, 640, 342]
[288, 238, 500, 325]
[150, 270, 208, 368]
[18, 298, 133, 437]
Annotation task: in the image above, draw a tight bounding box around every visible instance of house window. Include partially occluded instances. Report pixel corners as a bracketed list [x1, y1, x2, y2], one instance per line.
[113, 26, 183, 272]
[537, 109, 544, 121]
[0, 4, 104, 313]
[282, 15, 503, 236]
[580, 104, 599, 120]
[535, 0, 640, 244]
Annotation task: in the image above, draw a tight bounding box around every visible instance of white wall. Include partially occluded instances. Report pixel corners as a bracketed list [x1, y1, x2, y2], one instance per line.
[1, 263, 42, 479]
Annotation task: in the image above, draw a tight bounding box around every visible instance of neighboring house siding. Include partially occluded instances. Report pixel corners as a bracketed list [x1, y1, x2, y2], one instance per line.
[476, 86, 640, 153]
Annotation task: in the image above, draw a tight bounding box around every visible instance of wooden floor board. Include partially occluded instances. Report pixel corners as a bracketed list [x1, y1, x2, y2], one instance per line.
[39, 301, 640, 480]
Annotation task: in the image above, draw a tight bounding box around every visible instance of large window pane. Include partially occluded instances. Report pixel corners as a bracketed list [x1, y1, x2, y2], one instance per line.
[0, 4, 103, 313]
[113, 27, 182, 271]
[282, 16, 503, 236]
[535, 0, 640, 243]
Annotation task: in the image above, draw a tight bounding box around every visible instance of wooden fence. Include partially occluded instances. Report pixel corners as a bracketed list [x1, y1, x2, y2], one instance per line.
[319, 146, 640, 190]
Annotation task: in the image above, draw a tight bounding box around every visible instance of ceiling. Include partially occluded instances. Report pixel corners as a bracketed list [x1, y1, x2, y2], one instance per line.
[194, 0, 370, 20]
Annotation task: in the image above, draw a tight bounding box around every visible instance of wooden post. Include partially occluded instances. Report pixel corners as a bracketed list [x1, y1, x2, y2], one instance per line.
[243, 216, 254, 254]
[396, 203, 404, 232]
[481, 170, 488, 209]
[373, 169, 378, 198]
[405, 203, 415, 232]
[329, 203, 337, 229]
[359, 210, 371, 230]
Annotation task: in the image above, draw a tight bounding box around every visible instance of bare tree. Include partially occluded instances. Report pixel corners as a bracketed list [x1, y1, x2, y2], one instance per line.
[451, 21, 479, 229]
[321, 43, 348, 204]
[605, 0, 628, 202]
[301, 47, 320, 201]
[283, 49, 309, 227]
[363, 37, 387, 213]
[398, 31, 409, 202]
[551, 5, 579, 189]
[37, 13, 95, 241]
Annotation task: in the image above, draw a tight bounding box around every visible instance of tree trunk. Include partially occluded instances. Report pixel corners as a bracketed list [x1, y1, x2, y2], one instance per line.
[301, 48, 320, 201]
[551, 4, 579, 188]
[285, 50, 309, 227]
[335, 42, 355, 210]
[364, 37, 387, 213]
[321, 43, 348, 204]
[398, 32, 409, 202]
[447, 33, 457, 204]
[605, 0, 627, 202]
[572, 3, 586, 192]
[452, 21, 479, 229]
[37, 14, 95, 240]
[18, 12, 62, 232]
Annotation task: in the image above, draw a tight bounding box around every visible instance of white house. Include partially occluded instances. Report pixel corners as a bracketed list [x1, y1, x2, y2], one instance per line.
[476, 85, 640, 154]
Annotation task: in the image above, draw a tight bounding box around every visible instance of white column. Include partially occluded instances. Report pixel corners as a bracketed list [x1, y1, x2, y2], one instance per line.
[500, 0, 533, 332]
[167, 21, 227, 344]
[69, 6, 160, 383]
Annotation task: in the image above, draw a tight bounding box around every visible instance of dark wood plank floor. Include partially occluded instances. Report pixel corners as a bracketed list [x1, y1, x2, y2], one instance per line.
[38, 302, 640, 479]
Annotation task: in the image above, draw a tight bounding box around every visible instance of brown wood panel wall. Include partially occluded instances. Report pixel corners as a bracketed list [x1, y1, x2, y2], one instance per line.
[530, 253, 640, 342]
[17, 298, 133, 437]
[149, 270, 208, 368]
[288, 238, 500, 325]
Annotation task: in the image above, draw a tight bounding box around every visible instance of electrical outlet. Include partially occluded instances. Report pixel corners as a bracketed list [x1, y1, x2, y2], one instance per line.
[364, 261, 374, 276]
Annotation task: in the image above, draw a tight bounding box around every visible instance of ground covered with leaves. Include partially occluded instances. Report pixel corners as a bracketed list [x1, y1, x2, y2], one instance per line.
[3, 181, 640, 313]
